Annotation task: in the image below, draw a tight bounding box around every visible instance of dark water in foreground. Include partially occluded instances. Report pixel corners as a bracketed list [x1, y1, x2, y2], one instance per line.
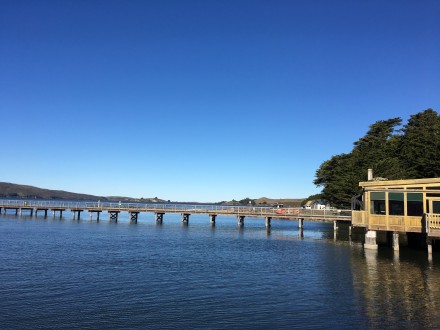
[1, 212, 440, 329]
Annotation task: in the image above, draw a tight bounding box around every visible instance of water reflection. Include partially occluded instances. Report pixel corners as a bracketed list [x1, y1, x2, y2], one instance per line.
[265, 227, 271, 237]
[351, 248, 440, 328]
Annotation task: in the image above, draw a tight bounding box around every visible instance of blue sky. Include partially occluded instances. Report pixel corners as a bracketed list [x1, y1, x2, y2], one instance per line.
[1, 0, 439, 202]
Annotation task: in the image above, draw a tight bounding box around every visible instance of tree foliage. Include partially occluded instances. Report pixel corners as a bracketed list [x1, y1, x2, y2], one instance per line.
[314, 109, 439, 208]
[239, 197, 255, 205]
[399, 109, 440, 178]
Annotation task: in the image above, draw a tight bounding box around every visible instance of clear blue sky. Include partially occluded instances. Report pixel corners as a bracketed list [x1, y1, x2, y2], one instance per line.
[1, 0, 439, 202]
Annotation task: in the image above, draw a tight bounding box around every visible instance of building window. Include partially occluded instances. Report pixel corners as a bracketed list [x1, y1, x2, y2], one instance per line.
[433, 201, 440, 214]
[370, 192, 385, 215]
[407, 193, 423, 216]
[389, 192, 404, 216]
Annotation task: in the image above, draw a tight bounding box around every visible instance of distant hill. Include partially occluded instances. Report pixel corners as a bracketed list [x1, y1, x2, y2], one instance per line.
[0, 182, 303, 205]
[254, 197, 304, 207]
[221, 197, 304, 207]
[0, 182, 163, 202]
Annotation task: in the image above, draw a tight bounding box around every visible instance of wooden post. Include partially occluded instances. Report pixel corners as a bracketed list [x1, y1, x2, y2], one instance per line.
[265, 217, 271, 229]
[130, 212, 139, 223]
[155, 212, 164, 223]
[392, 232, 399, 252]
[298, 218, 303, 229]
[364, 230, 378, 250]
[53, 209, 64, 218]
[210, 214, 216, 225]
[89, 211, 101, 221]
[109, 211, 119, 222]
[427, 238, 433, 255]
[237, 215, 245, 227]
[181, 213, 190, 223]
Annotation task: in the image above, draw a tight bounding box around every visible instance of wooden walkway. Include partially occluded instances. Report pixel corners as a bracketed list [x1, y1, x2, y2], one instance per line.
[0, 199, 352, 225]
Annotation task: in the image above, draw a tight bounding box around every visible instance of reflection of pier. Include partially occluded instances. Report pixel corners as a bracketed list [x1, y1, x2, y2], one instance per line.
[0, 199, 351, 228]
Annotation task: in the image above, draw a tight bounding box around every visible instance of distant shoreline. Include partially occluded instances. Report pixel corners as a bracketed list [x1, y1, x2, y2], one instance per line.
[0, 182, 304, 206]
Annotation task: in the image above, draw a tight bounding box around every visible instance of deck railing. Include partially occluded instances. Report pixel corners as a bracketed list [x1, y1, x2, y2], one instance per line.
[426, 213, 440, 233]
[351, 210, 367, 226]
[0, 199, 351, 221]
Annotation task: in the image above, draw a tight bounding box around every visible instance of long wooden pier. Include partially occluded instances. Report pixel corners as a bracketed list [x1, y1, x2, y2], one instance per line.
[0, 199, 351, 227]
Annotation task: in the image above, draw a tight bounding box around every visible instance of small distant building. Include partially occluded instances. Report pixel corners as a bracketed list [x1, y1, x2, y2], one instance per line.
[273, 203, 284, 208]
[303, 201, 313, 209]
[303, 200, 328, 210]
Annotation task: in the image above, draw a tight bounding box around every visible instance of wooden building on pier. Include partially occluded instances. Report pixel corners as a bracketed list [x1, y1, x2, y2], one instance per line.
[352, 175, 440, 253]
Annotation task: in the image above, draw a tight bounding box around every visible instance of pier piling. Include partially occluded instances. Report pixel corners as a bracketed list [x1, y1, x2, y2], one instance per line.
[427, 238, 433, 255]
[209, 214, 217, 225]
[392, 232, 400, 251]
[155, 212, 164, 223]
[364, 230, 378, 250]
[72, 210, 82, 220]
[265, 217, 271, 229]
[237, 215, 245, 227]
[181, 213, 190, 224]
[130, 212, 139, 223]
[89, 211, 101, 221]
[109, 211, 119, 222]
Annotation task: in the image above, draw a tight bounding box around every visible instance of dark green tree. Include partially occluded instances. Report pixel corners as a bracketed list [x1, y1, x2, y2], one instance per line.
[351, 117, 403, 179]
[314, 117, 403, 207]
[239, 197, 255, 205]
[313, 109, 439, 207]
[399, 109, 440, 178]
[314, 153, 358, 207]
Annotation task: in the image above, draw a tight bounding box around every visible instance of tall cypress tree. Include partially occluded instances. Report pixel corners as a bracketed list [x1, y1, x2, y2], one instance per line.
[351, 117, 406, 180]
[314, 153, 357, 207]
[314, 118, 402, 207]
[399, 109, 440, 178]
[314, 110, 439, 207]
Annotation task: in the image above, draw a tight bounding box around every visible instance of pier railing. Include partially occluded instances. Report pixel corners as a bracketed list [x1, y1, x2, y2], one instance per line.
[0, 199, 352, 221]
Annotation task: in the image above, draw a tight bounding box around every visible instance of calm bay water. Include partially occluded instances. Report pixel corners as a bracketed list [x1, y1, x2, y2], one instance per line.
[1, 211, 440, 329]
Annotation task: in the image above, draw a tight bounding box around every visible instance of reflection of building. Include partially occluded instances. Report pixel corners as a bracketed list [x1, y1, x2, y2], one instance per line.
[350, 249, 440, 327]
[352, 170, 440, 253]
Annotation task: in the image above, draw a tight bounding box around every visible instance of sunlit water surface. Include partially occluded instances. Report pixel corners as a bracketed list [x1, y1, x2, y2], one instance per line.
[1, 212, 440, 329]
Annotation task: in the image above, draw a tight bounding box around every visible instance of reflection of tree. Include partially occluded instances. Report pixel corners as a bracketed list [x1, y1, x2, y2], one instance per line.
[350, 249, 440, 328]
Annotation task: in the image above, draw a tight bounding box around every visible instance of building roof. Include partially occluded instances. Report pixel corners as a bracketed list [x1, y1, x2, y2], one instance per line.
[359, 177, 440, 190]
